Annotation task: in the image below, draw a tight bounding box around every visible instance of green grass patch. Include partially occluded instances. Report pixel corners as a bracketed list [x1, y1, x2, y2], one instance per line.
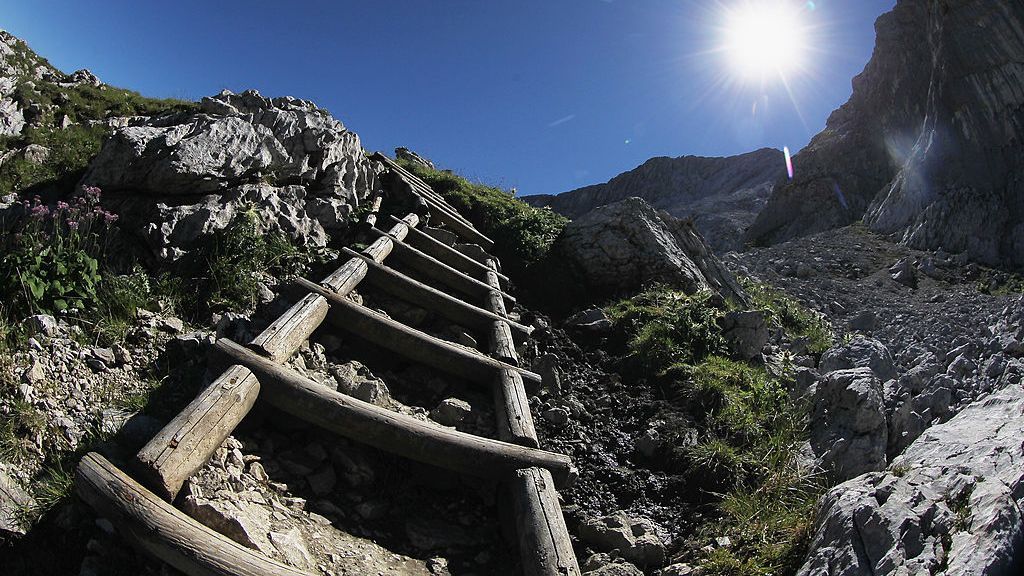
[606, 287, 726, 376]
[605, 285, 822, 573]
[394, 159, 568, 273]
[741, 278, 833, 355]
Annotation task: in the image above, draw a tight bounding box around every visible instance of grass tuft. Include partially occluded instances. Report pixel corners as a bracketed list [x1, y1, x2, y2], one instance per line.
[740, 278, 834, 355]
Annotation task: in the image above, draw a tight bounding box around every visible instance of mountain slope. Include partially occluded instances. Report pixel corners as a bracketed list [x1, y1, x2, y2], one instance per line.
[525, 148, 784, 252]
[747, 0, 1024, 268]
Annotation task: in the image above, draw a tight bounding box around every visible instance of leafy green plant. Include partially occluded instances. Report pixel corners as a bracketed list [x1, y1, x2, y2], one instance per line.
[741, 278, 834, 355]
[606, 287, 726, 375]
[0, 187, 118, 315]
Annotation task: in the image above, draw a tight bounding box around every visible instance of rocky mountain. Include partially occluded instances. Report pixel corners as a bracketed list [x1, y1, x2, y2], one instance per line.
[525, 148, 784, 252]
[747, 0, 1024, 269]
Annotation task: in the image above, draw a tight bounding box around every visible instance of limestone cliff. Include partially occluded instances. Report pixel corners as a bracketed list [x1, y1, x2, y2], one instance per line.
[747, 0, 1024, 268]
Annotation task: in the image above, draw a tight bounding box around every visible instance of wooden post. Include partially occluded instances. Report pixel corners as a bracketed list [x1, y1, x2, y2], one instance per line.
[296, 277, 542, 387]
[494, 369, 538, 449]
[341, 247, 533, 338]
[512, 468, 582, 576]
[77, 453, 314, 576]
[213, 339, 574, 486]
[481, 260, 581, 576]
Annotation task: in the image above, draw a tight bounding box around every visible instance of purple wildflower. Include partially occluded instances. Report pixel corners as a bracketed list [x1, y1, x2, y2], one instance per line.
[67, 220, 80, 231]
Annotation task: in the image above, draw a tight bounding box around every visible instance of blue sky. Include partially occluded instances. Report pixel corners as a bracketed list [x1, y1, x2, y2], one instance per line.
[1, 0, 894, 196]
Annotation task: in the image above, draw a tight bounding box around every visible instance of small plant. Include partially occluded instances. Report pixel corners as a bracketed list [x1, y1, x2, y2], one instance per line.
[0, 186, 118, 316]
[607, 287, 726, 375]
[741, 278, 834, 355]
[26, 461, 75, 521]
[183, 207, 325, 316]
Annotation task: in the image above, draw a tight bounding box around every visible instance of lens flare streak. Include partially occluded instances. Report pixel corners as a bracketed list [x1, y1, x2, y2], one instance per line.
[784, 146, 794, 179]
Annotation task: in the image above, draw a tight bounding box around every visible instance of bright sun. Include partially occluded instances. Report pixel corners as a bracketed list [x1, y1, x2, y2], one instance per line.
[723, 1, 809, 81]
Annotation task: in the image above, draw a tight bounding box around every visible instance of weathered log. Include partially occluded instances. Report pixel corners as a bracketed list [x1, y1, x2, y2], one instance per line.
[134, 365, 260, 501]
[248, 293, 329, 363]
[483, 258, 519, 366]
[76, 453, 313, 576]
[494, 368, 539, 448]
[360, 194, 384, 231]
[390, 215, 509, 284]
[321, 213, 417, 290]
[341, 247, 533, 338]
[368, 227, 515, 307]
[213, 339, 574, 486]
[512, 467, 582, 576]
[296, 277, 541, 387]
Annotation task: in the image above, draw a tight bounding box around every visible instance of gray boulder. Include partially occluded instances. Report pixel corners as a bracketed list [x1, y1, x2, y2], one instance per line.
[719, 310, 769, 360]
[578, 511, 667, 568]
[84, 89, 373, 197]
[81, 89, 377, 259]
[810, 367, 887, 480]
[820, 336, 897, 381]
[799, 386, 1024, 576]
[553, 197, 746, 303]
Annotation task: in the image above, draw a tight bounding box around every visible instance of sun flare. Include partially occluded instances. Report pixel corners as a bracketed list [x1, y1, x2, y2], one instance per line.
[723, 1, 809, 81]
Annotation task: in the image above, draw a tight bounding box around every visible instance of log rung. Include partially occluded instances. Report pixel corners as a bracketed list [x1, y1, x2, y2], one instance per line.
[389, 214, 509, 285]
[214, 339, 574, 486]
[77, 453, 314, 576]
[296, 277, 541, 387]
[341, 247, 532, 339]
[369, 227, 515, 307]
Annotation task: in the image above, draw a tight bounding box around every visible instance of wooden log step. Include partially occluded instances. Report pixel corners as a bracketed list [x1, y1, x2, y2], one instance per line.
[368, 227, 515, 307]
[296, 277, 541, 387]
[512, 467, 582, 576]
[340, 247, 533, 339]
[390, 215, 509, 284]
[134, 365, 261, 501]
[213, 339, 574, 486]
[249, 293, 329, 363]
[76, 453, 314, 576]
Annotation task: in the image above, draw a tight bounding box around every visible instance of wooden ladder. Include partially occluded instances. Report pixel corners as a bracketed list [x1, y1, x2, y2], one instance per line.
[74, 154, 581, 576]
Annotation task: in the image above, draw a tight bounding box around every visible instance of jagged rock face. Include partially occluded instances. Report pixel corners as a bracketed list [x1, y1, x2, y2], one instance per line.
[82, 89, 378, 258]
[527, 149, 783, 252]
[84, 89, 372, 197]
[799, 385, 1024, 576]
[748, 1, 1024, 268]
[552, 197, 746, 303]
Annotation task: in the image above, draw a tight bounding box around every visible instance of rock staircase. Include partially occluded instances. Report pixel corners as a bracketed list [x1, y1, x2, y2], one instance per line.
[74, 153, 581, 576]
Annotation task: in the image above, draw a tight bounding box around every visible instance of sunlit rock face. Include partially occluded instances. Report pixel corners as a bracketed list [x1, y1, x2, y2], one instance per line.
[747, 0, 1024, 268]
[525, 148, 784, 253]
